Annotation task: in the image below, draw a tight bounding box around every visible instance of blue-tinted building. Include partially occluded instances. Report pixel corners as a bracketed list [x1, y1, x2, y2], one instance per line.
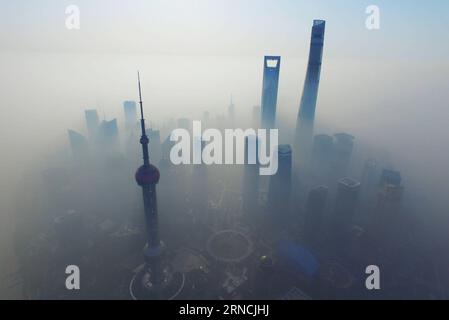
[261, 56, 281, 129]
[296, 20, 326, 155]
[380, 169, 402, 187]
[123, 101, 137, 130]
[85, 109, 99, 142]
[100, 119, 119, 148]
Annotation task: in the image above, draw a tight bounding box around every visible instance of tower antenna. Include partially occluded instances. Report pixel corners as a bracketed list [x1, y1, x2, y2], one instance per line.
[138, 71, 144, 121]
[137, 71, 150, 166]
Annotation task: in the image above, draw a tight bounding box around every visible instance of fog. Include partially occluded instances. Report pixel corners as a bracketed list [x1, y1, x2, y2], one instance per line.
[1, 51, 449, 298]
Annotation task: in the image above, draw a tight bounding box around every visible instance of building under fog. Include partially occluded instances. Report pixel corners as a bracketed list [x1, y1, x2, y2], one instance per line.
[303, 186, 328, 242]
[67, 130, 89, 161]
[242, 135, 260, 214]
[123, 101, 137, 131]
[261, 56, 281, 129]
[100, 119, 119, 149]
[85, 109, 100, 142]
[332, 177, 361, 237]
[295, 20, 326, 159]
[332, 133, 355, 176]
[268, 145, 292, 221]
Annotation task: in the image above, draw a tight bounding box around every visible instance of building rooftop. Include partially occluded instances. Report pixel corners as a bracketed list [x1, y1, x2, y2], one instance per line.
[339, 177, 361, 189]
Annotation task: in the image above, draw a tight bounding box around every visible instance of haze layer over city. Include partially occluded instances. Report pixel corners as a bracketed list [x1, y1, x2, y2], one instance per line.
[1, 0, 449, 299]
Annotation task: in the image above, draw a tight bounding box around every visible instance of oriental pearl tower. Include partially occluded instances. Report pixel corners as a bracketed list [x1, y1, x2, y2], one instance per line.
[129, 72, 185, 300]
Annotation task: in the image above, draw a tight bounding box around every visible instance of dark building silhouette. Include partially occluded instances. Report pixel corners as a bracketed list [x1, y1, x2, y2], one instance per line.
[358, 159, 380, 225]
[371, 170, 405, 241]
[242, 135, 259, 213]
[100, 119, 119, 149]
[311, 134, 334, 175]
[67, 130, 89, 161]
[295, 20, 326, 162]
[85, 109, 99, 142]
[252, 255, 275, 299]
[53, 210, 87, 260]
[312, 134, 333, 160]
[268, 145, 292, 219]
[123, 101, 137, 131]
[191, 137, 208, 211]
[332, 133, 355, 175]
[332, 178, 361, 236]
[362, 159, 379, 190]
[360, 159, 379, 203]
[380, 169, 402, 187]
[303, 186, 328, 242]
[377, 169, 404, 209]
[261, 56, 281, 129]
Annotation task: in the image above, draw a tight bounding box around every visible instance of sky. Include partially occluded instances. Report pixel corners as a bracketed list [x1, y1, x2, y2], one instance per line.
[0, 0, 449, 60]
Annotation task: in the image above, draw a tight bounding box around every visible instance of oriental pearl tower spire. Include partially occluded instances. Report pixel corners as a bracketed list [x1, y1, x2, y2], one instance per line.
[130, 72, 184, 300]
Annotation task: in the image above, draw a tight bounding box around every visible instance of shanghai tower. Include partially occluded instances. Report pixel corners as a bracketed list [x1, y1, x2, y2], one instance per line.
[295, 20, 326, 162]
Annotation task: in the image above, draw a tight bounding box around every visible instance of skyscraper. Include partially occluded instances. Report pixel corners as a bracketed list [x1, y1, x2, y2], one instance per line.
[99, 119, 119, 148]
[130, 73, 184, 300]
[332, 178, 361, 236]
[379, 169, 402, 188]
[268, 144, 292, 219]
[360, 159, 379, 202]
[311, 134, 334, 176]
[242, 135, 259, 213]
[67, 130, 89, 161]
[261, 56, 281, 129]
[295, 20, 326, 159]
[303, 186, 328, 242]
[84, 109, 99, 142]
[123, 100, 137, 131]
[191, 137, 208, 211]
[377, 169, 404, 208]
[332, 133, 355, 175]
[372, 169, 404, 240]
